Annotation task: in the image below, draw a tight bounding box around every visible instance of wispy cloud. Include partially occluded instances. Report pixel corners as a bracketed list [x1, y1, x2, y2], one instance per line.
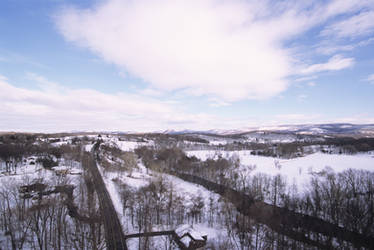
[300, 55, 355, 75]
[295, 75, 318, 82]
[307, 82, 316, 87]
[366, 73, 374, 83]
[0, 74, 8, 81]
[321, 11, 374, 38]
[275, 113, 320, 121]
[26, 72, 68, 93]
[297, 94, 308, 102]
[136, 88, 164, 97]
[208, 98, 230, 108]
[0, 51, 48, 69]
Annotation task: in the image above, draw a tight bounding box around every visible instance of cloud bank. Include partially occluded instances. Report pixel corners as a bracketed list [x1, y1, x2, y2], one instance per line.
[0, 75, 174, 132]
[0, 74, 260, 132]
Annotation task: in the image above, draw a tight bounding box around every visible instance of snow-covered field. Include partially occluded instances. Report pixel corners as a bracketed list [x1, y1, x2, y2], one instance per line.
[187, 150, 374, 191]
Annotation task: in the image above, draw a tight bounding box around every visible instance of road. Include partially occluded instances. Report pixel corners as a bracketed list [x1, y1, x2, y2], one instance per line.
[89, 143, 128, 250]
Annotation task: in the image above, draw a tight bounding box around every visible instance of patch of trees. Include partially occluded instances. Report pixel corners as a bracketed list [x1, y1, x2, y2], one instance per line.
[325, 137, 374, 153]
[0, 133, 37, 144]
[120, 176, 214, 249]
[181, 135, 209, 144]
[0, 140, 82, 173]
[0, 173, 104, 249]
[99, 144, 138, 176]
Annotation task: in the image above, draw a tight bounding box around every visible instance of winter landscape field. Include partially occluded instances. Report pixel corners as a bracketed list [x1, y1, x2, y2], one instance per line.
[2, 0, 374, 249]
[1, 127, 374, 249]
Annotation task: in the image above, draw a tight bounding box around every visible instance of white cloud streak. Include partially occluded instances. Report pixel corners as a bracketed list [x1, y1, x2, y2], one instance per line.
[300, 55, 355, 75]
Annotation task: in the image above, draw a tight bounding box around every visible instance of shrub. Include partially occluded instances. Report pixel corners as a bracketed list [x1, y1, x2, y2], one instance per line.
[37, 156, 58, 169]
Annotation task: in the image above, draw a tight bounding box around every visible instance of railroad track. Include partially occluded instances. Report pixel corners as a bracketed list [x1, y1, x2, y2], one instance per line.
[89, 144, 128, 250]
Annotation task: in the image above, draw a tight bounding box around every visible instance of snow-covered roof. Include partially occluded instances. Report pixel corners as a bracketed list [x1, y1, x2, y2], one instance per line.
[175, 224, 206, 241]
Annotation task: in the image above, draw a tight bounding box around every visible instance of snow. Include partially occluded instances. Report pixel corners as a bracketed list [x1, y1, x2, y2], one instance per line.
[52, 166, 69, 171]
[175, 224, 191, 236]
[187, 150, 374, 191]
[175, 224, 207, 248]
[120, 162, 150, 188]
[85, 144, 94, 152]
[164, 173, 220, 207]
[192, 224, 221, 240]
[181, 236, 192, 247]
[105, 137, 154, 152]
[209, 140, 228, 145]
[69, 169, 83, 175]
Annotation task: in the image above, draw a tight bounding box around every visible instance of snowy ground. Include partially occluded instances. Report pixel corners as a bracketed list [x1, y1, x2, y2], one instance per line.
[103, 137, 154, 151]
[187, 150, 374, 191]
[0, 156, 83, 191]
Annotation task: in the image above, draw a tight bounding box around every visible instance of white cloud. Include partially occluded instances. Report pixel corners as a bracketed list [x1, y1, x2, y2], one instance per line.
[321, 11, 374, 38]
[315, 37, 374, 56]
[137, 88, 164, 97]
[53, 0, 374, 104]
[323, 0, 373, 18]
[300, 55, 355, 75]
[307, 82, 316, 87]
[316, 44, 355, 55]
[295, 75, 317, 82]
[26, 72, 68, 93]
[56, 0, 299, 101]
[208, 98, 230, 107]
[297, 94, 307, 102]
[366, 74, 374, 83]
[0, 74, 8, 81]
[56, 0, 371, 102]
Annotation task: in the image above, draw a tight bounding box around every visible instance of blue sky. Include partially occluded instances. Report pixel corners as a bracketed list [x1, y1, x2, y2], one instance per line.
[1, 0, 374, 132]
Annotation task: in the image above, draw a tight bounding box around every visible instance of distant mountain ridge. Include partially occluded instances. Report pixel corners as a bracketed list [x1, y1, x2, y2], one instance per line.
[160, 123, 374, 136]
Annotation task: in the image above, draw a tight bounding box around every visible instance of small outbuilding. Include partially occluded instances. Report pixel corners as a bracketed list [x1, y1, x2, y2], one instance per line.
[175, 224, 207, 250]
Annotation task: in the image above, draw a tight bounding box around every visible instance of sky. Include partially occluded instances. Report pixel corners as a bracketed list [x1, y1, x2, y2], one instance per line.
[0, 0, 374, 132]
